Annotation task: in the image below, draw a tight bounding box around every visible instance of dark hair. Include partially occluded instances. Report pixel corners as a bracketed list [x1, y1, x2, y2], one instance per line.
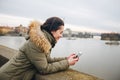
[41, 17, 64, 33]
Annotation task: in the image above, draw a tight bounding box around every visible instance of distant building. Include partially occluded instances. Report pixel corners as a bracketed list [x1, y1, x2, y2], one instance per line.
[63, 28, 93, 38]
[0, 25, 28, 36]
[0, 26, 14, 35]
[101, 33, 120, 41]
[15, 24, 28, 36]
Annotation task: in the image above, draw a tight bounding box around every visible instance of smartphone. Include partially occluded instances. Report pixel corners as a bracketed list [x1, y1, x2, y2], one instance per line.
[77, 52, 83, 57]
[74, 52, 83, 58]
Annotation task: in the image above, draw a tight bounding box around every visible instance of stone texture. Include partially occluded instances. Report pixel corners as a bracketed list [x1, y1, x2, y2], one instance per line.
[35, 69, 102, 80]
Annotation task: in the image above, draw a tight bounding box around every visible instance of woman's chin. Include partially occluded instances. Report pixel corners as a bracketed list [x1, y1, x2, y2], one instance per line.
[56, 38, 60, 41]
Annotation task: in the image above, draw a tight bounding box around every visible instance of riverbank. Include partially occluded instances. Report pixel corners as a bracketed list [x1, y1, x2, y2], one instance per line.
[0, 45, 103, 80]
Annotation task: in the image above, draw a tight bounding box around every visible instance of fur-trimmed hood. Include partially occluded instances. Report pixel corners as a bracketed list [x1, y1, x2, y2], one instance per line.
[28, 21, 52, 54]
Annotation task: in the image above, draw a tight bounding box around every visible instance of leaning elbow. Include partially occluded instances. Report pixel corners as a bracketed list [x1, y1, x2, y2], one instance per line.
[37, 66, 49, 74]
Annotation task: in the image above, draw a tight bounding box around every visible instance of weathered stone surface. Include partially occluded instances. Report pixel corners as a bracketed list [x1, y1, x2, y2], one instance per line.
[0, 45, 103, 80]
[0, 45, 18, 67]
[35, 69, 102, 80]
[0, 45, 17, 59]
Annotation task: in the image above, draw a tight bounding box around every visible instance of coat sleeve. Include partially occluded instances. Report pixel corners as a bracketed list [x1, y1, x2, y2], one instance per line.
[47, 54, 67, 63]
[25, 41, 69, 74]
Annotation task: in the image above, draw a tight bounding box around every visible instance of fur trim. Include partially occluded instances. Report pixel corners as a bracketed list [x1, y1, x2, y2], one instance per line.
[29, 21, 51, 54]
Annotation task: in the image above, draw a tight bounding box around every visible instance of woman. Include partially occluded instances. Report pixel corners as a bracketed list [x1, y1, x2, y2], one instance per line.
[0, 17, 79, 80]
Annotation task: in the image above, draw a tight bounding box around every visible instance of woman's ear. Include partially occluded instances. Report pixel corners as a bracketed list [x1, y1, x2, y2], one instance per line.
[51, 30, 55, 34]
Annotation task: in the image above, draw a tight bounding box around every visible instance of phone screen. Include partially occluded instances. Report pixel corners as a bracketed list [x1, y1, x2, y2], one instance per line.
[77, 52, 82, 57]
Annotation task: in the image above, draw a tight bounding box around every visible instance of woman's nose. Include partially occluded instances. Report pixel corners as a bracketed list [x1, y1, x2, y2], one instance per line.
[60, 34, 63, 38]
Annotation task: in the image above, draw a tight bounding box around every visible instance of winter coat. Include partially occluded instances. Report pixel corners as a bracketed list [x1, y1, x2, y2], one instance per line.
[0, 21, 69, 80]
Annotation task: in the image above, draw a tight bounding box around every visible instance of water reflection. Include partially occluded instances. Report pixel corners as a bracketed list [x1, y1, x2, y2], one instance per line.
[0, 36, 26, 50]
[105, 41, 120, 45]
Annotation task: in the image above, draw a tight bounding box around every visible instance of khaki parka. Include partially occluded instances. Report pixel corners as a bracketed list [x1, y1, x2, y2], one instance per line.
[0, 21, 69, 80]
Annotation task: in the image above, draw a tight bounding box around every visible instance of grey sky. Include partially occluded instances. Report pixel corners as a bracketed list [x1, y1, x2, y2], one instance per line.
[0, 0, 120, 33]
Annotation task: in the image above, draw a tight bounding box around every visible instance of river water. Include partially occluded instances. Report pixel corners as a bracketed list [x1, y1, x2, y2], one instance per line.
[0, 36, 120, 80]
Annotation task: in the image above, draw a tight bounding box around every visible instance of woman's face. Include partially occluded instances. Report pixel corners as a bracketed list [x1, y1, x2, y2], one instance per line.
[51, 25, 64, 42]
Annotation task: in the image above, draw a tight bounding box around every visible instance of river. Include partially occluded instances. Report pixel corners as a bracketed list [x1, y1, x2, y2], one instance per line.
[0, 36, 120, 80]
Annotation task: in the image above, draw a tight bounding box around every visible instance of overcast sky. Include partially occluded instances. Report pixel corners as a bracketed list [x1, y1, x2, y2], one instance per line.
[0, 0, 120, 33]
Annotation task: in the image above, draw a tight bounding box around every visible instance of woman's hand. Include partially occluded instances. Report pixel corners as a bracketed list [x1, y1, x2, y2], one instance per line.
[67, 53, 79, 66]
